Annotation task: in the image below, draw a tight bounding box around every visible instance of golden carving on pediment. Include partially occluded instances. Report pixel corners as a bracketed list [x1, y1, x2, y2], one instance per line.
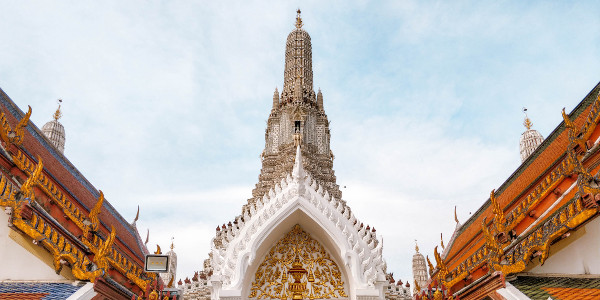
[249, 224, 347, 299]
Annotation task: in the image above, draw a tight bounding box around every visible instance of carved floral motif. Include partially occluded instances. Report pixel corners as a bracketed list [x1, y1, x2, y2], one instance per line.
[249, 224, 347, 300]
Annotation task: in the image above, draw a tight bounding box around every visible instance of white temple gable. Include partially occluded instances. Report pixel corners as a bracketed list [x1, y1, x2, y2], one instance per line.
[209, 146, 387, 300]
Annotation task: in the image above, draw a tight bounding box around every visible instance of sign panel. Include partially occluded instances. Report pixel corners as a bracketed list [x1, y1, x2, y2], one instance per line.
[145, 254, 170, 272]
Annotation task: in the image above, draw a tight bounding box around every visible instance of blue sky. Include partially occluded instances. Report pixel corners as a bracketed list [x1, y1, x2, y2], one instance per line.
[1, 1, 599, 283]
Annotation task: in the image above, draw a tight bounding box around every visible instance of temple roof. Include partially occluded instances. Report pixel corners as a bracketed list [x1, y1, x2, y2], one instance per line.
[509, 274, 600, 300]
[0, 282, 82, 299]
[442, 81, 600, 264]
[0, 87, 147, 262]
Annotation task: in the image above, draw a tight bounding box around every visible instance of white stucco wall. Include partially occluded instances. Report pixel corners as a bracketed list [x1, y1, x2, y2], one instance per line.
[0, 210, 67, 280]
[530, 216, 600, 275]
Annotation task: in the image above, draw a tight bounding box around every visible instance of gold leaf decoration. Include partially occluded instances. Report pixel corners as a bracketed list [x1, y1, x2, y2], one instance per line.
[88, 190, 104, 233]
[9, 105, 31, 146]
[490, 189, 506, 234]
[249, 224, 347, 299]
[20, 155, 43, 200]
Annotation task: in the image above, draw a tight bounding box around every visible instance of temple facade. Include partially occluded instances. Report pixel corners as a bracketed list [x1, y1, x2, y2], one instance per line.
[180, 11, 411, 300]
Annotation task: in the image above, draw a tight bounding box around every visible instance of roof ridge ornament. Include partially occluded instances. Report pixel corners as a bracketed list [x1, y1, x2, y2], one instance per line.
[292, 145, 305, 180]
[132, 205, 139, 225]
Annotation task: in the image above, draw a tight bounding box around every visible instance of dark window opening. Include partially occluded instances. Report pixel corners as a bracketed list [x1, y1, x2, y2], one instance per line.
[295, 121, 301, 133]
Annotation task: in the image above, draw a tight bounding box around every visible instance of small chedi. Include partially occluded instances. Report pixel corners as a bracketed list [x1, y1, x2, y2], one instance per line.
[180, 10, 411, 300]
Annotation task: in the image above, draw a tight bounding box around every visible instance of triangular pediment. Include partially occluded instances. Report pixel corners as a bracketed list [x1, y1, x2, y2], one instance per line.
[209, 147, 386, 299]
[249, 224, 348, 299]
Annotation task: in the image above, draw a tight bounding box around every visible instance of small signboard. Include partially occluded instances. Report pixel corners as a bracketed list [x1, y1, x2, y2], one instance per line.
[145, 254, 170, 272]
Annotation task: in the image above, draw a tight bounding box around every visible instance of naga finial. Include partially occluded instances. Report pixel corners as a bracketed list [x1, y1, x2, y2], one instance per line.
[21, 155, 43, 199]
[10, 105, 32, 146]
[490, 189, 506, 233]
[295, 9, 303, 28]
[88, 190, 104, 232]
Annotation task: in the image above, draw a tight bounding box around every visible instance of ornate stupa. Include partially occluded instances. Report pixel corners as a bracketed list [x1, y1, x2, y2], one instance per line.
[412, 242, 428, 294]
[41, 100, 66, 154]
[519, 108, 544, 162]
[180, 11, 412, 300]
[159, 239, 178, 287]
[248, 9, 340, 211]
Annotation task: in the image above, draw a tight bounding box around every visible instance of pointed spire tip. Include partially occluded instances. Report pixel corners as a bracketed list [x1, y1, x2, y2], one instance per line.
[53, 99, 63, 121]
[295, 8, 303, 29]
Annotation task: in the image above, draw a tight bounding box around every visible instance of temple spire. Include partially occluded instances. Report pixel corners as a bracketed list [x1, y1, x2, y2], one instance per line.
[523, 107, 533, 129]
[519, 107, 544, 162]
[317, 88, 323, 110]
[53, 99, 62, 120]
[249, 10, 341, 209]
[283, 9, 313, 98]
[295, 9, 303, 29]
[412, 240, 428, 295]
[42, 99, 66, 154]
[272, 87, 279, 110]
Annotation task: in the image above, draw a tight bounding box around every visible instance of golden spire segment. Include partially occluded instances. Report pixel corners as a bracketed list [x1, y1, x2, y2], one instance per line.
[523, 107, 532, 130]
[54, 99, 63, 121]
[295, 9, 303, 28]
[415, 239, 419, 252]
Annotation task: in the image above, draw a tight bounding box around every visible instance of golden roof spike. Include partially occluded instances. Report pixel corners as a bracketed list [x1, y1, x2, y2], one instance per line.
[171, 237, 174, 250]
[54, 99, 63, 121]
[295, 8, 303, 28]
[523, 107, 532, 130]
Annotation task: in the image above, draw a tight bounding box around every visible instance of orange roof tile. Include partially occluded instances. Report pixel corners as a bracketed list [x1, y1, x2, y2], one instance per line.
[544, 287, 600, 300]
